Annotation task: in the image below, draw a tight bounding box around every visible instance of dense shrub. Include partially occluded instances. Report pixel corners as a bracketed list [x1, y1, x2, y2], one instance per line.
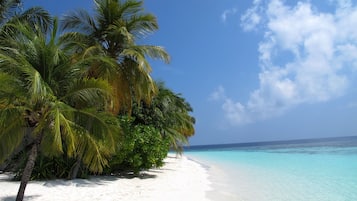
[11, 151, 89, 180]
[131, 82, 195, 152]
[105, 116, 170, 175]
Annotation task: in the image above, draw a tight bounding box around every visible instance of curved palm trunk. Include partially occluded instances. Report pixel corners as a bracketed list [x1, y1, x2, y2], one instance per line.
[70, 155, 82, 180]
[16, 134, 42, 201]
[110, 80, 121, 115]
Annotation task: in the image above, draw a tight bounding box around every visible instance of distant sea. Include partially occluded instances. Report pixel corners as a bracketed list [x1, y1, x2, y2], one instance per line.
[185, 136, 357, 201]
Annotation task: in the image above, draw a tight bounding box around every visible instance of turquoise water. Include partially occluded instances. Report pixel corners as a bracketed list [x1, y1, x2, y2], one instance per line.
[186, 137, 357, 201]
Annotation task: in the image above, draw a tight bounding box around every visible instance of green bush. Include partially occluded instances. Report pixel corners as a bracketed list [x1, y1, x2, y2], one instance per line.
[12, 152, 89, 180]
[105, 116, 170, 175]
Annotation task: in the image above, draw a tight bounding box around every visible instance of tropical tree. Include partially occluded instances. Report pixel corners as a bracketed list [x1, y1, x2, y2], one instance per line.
[60, 0, 170, 114]
[0, 0, 52, 173]
[0, 18, 119, 201]
[104, 82, 195, 174]
[132, 82, 195, 152]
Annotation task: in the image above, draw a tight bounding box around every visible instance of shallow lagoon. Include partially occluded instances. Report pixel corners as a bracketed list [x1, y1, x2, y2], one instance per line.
[187, 136, 357, 201]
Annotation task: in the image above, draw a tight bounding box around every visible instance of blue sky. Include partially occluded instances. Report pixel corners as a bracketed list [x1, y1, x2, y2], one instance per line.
[24, 0, 357, 145]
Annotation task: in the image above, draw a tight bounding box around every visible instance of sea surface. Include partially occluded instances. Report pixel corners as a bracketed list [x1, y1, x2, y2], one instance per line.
[185, 136, 357, 201]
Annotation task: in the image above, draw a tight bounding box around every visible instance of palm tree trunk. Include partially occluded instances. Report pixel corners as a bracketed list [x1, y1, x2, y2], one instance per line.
[70, 155, 82, 180]
[16, 137, 41, 201]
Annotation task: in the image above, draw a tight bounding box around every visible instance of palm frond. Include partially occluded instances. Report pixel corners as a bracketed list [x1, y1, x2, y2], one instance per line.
[106, 22, 134, 45]
[39, 107, 64, 156]
[0, 107, 26, 163]
[117, 0, 143, 19]
[14, 7, 52, 33]
[135, 45, 170, 63]
[74, 108, 119, 144]
[0, 0, 21, 25]
[126, 14, 158, 38]
[79, 132, 110, 173]
[95, 0, 121, 28]
[84, 56, 119, 79]
[70, 108, 120, 172]
[60, 9, 97, 34]
[61, 78, 112, 108]
[59, 32, 95, 52]
[121, 45, 170, 73]
[57, 106, 76, 157]
[0, 72, 24, 102]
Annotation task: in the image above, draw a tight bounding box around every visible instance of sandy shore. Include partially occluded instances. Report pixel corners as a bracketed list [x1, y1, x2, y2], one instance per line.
[0, 154, 211, 201]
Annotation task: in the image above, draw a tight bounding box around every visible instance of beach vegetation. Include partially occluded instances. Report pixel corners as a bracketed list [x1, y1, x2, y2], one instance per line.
[105, 116, 170, 175]
[131, 82, 195, 153]
[0, 0, 51, 30]
[0, 17, 119, 201]
[12, 152, 83, 180]
[105, 82, 195, 174]
[60, 0, 170, 114]
[0, 0, 195, 200]
[59, 0, 171, 179]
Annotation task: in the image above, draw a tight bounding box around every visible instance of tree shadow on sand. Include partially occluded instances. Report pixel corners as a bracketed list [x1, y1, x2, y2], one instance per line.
[114, 171, 158, 179]
[1, 195, 40, 201]
[42, 172, 159, 188]
[116, 166, 178, 179]
[0, 173, 159, 201]
[42, 176, 120, 188]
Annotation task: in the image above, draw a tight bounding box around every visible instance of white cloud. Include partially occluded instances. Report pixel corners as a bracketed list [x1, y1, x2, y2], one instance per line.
[331, 0, 352, 10]
[216, 0, 357, 125]
[210, 86, 251, 125]
[222, 99, 251, 125]
[240, 0, 263, 31]
[221, 8, 237, 23]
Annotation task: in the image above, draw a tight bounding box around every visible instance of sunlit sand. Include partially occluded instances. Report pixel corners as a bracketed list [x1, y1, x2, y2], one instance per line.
[0, 155, 211, 201]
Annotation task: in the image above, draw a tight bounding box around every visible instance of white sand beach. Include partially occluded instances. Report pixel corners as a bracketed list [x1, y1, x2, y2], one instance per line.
[0, 155, 211, 201]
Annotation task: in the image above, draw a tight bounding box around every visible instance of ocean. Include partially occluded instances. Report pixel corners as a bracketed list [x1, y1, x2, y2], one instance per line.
[185, 136, 357, 201]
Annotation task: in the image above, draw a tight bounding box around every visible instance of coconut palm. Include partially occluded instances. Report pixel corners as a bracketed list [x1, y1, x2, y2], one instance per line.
[0, 1, 51, 173]
[61, 0, 170, 114]
[0, 18, 119, 201]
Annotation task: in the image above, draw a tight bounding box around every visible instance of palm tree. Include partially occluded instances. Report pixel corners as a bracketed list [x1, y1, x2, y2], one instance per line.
[61, 0, 170, 114]
[0, 0, 51, 172]
[0, 18, 119, 201]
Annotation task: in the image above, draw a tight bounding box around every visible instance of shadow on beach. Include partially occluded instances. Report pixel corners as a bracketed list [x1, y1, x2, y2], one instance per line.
[42, 176, 118, 188]
[113, 171, 158, 179]
[1, 195, 40, 201]
[0, 173, 15, 182]
[0, 170, 159, 188]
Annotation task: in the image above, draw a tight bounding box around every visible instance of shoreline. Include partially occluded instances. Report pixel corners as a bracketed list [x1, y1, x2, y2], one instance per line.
[185, 153, 239, 201]
[0, 154, 212, 201]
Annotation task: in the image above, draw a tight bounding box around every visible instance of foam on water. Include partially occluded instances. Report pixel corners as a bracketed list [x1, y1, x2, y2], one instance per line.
[186, 136, 357, 201]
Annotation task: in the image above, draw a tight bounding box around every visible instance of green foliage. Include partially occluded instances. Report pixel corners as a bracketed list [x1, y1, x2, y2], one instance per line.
[61, 0, 170, 114]
[131, 82, 195, 152]
[105, 116, 169, 175]
[11, 152, 89, 180]
[0, 0, 51, 35]
[0, 16, 119, 180]
[0, 1, 196, 185]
